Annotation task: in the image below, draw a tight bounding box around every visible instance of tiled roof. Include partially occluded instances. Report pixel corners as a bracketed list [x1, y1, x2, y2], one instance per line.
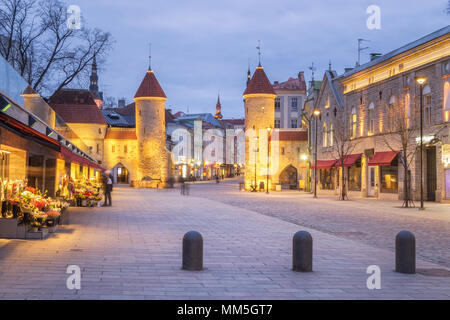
[243, 66, 276, 96]
[22, 85, 38, 95]
[105, 129, 137, 140]
[134, 70, 167, 99]
[49, 89, 106, 125]
[272, 130, 308, 141]
[101, 108, 134, 127]
[222, 119, 244, 126]
[273, 72, 306, 91]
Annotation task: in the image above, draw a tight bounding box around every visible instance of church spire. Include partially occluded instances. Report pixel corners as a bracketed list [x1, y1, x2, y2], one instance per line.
[247, 58, 251, 86]
[89, 54, 99, 94]
[214, 93, 223, 120]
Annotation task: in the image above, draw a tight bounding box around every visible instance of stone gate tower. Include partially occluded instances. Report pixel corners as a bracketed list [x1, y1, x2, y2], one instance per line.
[243, 64, 276, 191]
[134, 66, 170, 188]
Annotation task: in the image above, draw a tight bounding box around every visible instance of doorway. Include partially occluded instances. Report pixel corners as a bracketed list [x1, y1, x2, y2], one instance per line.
[279, 165, 298, 190]
[426, 147, 436, 201]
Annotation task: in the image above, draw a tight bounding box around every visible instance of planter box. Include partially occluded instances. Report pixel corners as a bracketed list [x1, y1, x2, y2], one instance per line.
[59, 210, 70, 225]
[26, 227, 49, 240]
[0, 218, 19, 238]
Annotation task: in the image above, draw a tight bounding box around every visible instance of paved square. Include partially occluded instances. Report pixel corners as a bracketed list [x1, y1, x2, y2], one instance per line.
[0, 183, 449, 299]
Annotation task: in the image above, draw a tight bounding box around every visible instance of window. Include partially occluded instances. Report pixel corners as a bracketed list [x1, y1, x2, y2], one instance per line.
[96, 144, 100, 154]
[350, 107, 357, 138]
[98, 128, 102, 134]
[404, 93, 411, 128]
[320, 168, 335, 190]
[368, 103, 375, 134]
[112, 145, 115, 153]
[291, 98, 298, 111]
[387, 96, 396, 132]
[124, 145, 128, 153]
[444, 80, 450, 122]
[322, 123, 327, 147]
[291, 119, 297, 128]
[423, 85, 431, 125]
[275, 98, 280, 111]
[325, 96, 330, 109]
[281, 147, 285, 155]
[274, 119, 281, 128]
[348, 160, 362, 191]
[329, 123, 333, 147]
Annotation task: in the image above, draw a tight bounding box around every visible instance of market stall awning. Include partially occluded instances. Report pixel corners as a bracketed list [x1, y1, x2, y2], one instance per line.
[368, 151, 400, 166]
[311, 160, 336, 169]
[60, 146, 104, 170]
[335, 153, 362, 167]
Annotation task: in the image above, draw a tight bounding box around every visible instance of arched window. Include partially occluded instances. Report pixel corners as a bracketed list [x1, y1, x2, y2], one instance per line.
[329, 123, 334, 147]
[423, 85, 432, 125]
[350, 107, 357, 138]
[443, 80, 450, 122]
[387, 95, 396, 132]
[404, 93, 411, 128]
[322, 123, 327, 147]
[368, 103, 375, 134]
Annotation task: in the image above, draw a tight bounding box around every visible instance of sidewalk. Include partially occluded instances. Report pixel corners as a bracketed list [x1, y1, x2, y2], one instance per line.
[0, 187, 448, 299]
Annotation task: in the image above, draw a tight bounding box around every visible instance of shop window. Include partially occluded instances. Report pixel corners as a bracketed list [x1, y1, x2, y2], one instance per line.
[380, 165, 398, 193]
[320, 168, 334, 190]
[44, 158, 56, 196]
[0, 151, 10, 180]
[348, 161, 361, 191]
[444, 80, 450, 122]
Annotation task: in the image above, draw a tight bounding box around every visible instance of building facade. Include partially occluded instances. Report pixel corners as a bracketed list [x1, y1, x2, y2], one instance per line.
[312, 26, 450, 202]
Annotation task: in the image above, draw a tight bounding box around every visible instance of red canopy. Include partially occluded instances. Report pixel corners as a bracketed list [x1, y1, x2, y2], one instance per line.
[335, 153, 362, 167]
[311, 160, 336, 169]
[368, 151, 399, 166]
[60, 146, 104, 170]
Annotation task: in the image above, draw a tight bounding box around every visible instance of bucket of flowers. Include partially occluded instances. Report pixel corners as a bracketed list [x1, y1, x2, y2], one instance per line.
[30, 211, 47, 232]
[45, 210, 60, 227]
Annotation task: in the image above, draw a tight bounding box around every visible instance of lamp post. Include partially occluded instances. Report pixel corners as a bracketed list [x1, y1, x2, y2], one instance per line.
[416, 76, 427, 211]
[266, 127, 272, 194]
[313, 108, 321, 198]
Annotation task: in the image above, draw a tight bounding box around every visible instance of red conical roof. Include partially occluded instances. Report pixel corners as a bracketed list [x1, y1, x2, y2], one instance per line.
[243, 66, 276, 96]
[134, 70, 167, 99]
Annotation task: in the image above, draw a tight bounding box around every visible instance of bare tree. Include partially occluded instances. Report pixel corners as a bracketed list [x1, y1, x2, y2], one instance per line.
[0, 0, 113, 97]
[332, 108, 358, 200]
[383, 94, 418, 207]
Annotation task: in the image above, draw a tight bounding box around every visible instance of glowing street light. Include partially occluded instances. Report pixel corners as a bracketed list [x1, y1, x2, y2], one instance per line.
[416, 76, 427, 210]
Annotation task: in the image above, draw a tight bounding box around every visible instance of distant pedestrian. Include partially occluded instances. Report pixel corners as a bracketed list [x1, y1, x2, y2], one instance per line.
[180, 176, 186, 195]
[102, 171, 113, 206]
[216, 175, 220, 184]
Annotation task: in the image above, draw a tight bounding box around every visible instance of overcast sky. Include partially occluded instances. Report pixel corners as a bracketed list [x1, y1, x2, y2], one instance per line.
[71, 0, 449, 118]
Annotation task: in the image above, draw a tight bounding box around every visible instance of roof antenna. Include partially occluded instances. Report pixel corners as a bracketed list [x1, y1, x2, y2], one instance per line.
[256, 40, 261, 67]
[329, 59, 332, 71]
[148, 42, 152, 71]
[357, 38, 370, 66]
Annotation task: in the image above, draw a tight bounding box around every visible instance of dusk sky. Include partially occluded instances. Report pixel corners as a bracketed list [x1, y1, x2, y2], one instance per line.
[72, 0, 449, 118]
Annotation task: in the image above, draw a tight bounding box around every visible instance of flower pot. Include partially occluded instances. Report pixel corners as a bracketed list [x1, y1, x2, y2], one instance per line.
[1, 201, 7, 218]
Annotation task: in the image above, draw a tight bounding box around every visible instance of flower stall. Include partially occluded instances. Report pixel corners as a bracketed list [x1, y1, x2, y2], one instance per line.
[0, 178, 69, 239]
[72, 178, 103, 207]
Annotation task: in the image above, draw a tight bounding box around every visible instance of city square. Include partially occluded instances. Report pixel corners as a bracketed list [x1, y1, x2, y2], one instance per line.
[0, 180, 449, 300]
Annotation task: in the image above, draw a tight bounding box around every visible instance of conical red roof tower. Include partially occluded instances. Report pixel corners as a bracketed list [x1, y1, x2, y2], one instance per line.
[243, 65, 276, 96]
[134, 69, 167, 99]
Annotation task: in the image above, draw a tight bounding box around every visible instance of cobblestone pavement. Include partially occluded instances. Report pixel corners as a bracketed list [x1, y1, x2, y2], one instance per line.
[0, 184, 449, 300]
[189, 179, 450, 268]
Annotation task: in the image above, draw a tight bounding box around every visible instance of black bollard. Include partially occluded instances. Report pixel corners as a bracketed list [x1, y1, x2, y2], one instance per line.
[182, 231, 203, 271]
[395, 230, 415, 274]
[292, 231, 313, 272]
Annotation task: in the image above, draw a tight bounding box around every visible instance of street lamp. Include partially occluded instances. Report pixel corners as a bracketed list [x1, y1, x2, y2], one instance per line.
[313, 108, 321, 198]
[416, 76, 427, 210]
[266, 127, 272, 194]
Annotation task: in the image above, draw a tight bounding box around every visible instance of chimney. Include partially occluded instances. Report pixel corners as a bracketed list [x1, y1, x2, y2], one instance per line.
[118, 98, 126, 108]
[370, 53, 382, 61]
[274, 81, 279, 85]
[344, 67, 354, 73]
[298, 71, 304, 80]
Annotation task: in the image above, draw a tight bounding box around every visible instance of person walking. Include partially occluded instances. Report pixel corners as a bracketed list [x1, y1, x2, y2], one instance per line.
[102, 171, 113, 206]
